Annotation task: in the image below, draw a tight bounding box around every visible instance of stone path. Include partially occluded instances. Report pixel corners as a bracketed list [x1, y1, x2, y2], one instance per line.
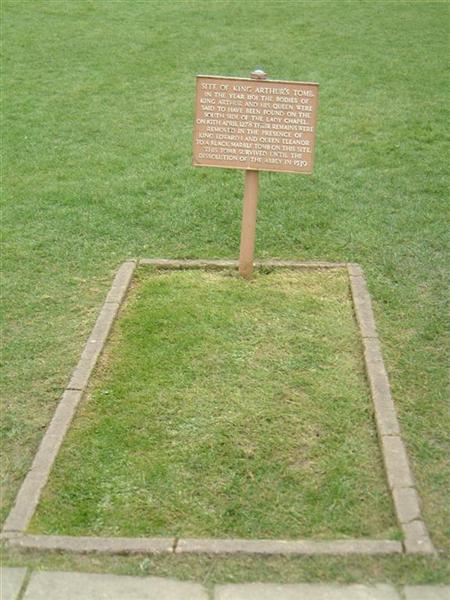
[1, 568, 449, 600]
[1, 568, 26, 600]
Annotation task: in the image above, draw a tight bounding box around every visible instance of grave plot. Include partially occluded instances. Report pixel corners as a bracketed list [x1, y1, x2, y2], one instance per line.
[28, 267, 398, 541]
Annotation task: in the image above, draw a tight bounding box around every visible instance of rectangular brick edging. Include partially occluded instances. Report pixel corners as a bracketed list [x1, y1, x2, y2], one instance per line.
[347, 264, 435, 555]
[2, 258, 436, 556]
[2, 261, 137, 534]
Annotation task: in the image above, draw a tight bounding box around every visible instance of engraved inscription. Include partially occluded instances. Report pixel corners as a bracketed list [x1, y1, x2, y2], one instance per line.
[193, 76, 319, 174]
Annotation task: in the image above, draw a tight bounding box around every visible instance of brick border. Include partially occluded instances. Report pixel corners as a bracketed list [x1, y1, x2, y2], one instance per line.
[174, 538, 402, 555]
[6, 534, 174, 555]
[2, 261, 137, 533]
[347, 264, 435, 554]
[2, 259, 435, 556]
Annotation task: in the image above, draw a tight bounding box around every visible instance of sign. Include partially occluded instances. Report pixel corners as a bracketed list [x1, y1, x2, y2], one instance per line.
[193, 75, 319, 174]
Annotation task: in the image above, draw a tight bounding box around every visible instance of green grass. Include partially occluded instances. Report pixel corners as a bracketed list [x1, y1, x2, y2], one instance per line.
[1, 548, 448, 587]
[2, 0, 448, 583]
[31, 268, 397, 539]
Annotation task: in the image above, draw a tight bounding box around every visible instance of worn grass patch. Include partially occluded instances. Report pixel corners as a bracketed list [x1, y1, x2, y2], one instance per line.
[31, 268, 396, 539]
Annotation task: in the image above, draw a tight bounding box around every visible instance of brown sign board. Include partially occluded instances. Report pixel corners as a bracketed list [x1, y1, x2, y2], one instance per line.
[193, 75, 319, 174]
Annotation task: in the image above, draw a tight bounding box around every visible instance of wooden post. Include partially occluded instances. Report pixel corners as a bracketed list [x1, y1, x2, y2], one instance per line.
[239, 170, 259, 278]
[239, 68, 267, 279]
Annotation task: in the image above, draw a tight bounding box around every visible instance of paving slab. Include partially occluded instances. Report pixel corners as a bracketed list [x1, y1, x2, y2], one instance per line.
[0, 567, 27, 600]
[380, 435, 415, 490]
[404, 586, 450, 599]
[104, 260, 136, 304]
[362, 339, 400, 436]
[348, 269, 378, 339]
[23, 571, 208, 600]
[402, 520, 435, 554]
[214, 583, 401, 599]
[8, 534, 174, 554]
[2, 391, 83, 533]
[392, 487, 422, 524]
[138, 258, 346, 270]
[176, 538, 402, 555]
[67, 302, 119, 391]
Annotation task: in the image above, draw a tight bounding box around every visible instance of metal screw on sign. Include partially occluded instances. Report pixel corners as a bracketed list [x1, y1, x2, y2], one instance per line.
[250, 68, 267, 80]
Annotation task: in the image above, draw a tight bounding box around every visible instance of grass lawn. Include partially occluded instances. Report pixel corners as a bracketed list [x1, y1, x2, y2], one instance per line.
[2, 0, 448, 584]
[31, 268, 397, 539]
